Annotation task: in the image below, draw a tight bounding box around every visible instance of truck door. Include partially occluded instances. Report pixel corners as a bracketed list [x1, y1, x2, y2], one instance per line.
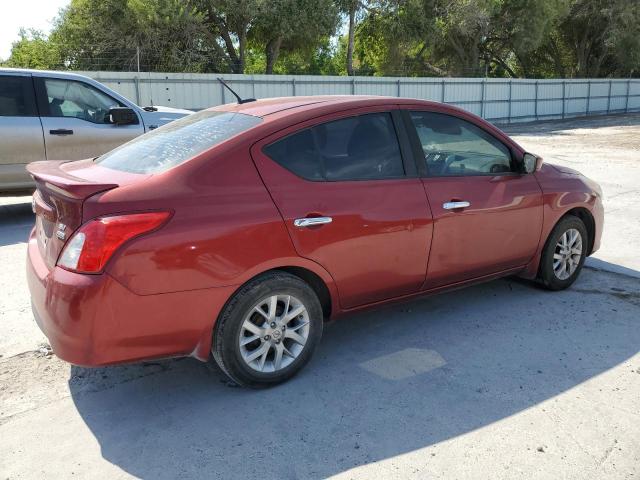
[0, 73, 45, 190]
[34, 77, 143, 161]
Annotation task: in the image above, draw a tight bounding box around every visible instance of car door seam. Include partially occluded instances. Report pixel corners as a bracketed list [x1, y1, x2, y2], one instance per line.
[247, 144, 343, 309]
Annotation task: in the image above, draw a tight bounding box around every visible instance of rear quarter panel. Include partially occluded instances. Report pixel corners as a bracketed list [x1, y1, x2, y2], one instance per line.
[85, 141, 339, 307]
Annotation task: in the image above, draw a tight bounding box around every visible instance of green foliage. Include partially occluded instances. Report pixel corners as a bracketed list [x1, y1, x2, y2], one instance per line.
[249, 0, 339, 73]
[3, 29, 62, 69]
[3, 0, 639, 77]
[245, 41, 341, 75]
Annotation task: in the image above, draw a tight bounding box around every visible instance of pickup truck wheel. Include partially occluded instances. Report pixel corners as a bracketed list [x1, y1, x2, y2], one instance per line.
[211, 272, 323, 388]
[539, 215, 588, 291]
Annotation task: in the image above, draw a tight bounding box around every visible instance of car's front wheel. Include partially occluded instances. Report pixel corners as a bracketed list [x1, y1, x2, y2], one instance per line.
[539, 214, 588, 290]
[211, 272, 323, 387]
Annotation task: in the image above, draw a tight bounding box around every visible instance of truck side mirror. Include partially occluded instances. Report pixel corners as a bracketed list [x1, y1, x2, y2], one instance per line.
[107, 107, 138, 126]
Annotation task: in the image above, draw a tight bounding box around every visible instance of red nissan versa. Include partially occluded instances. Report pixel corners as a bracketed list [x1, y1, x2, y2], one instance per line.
[26, 96, 603, 387]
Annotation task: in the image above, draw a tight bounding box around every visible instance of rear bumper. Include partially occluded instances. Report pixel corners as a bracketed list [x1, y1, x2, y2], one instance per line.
[26, 231, 236, 366]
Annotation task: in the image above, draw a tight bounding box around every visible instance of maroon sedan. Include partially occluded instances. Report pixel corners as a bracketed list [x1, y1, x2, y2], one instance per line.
[26, 96, 603, 387]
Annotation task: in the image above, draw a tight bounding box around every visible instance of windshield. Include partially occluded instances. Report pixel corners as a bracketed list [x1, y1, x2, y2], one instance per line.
[96, 110, 262, 174]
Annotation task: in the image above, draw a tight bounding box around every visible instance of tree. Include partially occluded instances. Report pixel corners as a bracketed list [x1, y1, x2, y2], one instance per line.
[4, 0, 640, 78]
[246, 37, 341, 75]
[558, 0, 640, 77]
[356, 0, 441, 76]
[335, 0, 362, 76]
[193, 0, 263, 73]
[482, 0, 570, 78]
[48, 0, 225, 72]
[608, 0, 640, 76]
[249, 0, 339, 74]
[3, 29, 62, 69]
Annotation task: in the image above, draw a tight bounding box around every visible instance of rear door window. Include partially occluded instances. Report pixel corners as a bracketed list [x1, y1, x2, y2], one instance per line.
[96, 110, 262, 174]
[0, 75, 37, 117]
[264, 112, 405, 181]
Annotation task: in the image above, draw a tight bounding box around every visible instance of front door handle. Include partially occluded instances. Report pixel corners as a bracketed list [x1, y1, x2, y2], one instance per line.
[294, 217, 333, 228]
[49, 129, 74, 136]
[443, 201, 471, 210]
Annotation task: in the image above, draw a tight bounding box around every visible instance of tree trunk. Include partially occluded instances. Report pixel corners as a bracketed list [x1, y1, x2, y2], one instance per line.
[219, 29, 242, 73]
[238, 31, 247, 74]
[265, 37, 283, 74]
[346, 3, 356, 76]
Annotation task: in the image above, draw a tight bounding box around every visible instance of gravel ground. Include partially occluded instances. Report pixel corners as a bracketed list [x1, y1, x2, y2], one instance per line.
[0, 113, 639, 479]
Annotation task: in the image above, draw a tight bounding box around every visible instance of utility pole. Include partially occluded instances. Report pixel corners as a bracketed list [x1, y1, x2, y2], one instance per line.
[136, 46, 141, 73]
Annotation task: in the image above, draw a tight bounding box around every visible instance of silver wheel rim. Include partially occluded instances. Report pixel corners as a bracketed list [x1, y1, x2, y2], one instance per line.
[553, 228, 583, 280]
[239, 294, 310, 373]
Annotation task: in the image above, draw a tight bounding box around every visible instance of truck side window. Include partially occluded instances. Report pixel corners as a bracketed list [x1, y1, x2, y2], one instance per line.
[43, 79, 123, 124]
[0, 76, 38, 117]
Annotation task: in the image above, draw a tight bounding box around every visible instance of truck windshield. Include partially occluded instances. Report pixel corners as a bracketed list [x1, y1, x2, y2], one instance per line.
[96, 110, 262, 174]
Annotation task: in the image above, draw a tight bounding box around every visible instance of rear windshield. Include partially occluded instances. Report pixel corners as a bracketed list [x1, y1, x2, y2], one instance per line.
[96, 110, 262, 174]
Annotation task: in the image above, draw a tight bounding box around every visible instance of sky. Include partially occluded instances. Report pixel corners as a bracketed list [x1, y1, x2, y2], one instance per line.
[0, 0, 71, 60]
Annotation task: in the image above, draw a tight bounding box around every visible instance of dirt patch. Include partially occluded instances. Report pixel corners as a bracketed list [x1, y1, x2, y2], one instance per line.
[0, 351, 185, 426]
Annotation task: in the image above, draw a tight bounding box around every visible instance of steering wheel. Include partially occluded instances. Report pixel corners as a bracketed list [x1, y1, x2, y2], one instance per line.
[490, 163, 510, 173]
[444, 153, 461, 169]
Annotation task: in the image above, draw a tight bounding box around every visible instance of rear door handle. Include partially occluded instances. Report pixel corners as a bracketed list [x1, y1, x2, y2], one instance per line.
[443, 201, 471, 210]
[49, 129, 74, 136]
[294, 217, 333, 228]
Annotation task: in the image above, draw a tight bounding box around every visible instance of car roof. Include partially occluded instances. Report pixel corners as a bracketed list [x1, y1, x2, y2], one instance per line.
[213, 95, 441, 118]
[0, 67, 94, 82]
[211, 94, 523, 157]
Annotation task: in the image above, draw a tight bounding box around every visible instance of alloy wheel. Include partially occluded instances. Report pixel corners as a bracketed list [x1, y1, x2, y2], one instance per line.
[239, 294, 310, 373]
[552, 228, 583, 280]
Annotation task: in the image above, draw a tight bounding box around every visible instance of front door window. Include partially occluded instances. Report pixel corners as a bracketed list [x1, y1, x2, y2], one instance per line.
[43, 79, 122, 124]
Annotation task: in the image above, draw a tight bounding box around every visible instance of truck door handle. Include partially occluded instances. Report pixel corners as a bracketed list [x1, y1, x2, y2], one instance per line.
[294, 217, 333, 228]
[49, 129, 74, 136]
[443, 201, 471, 210]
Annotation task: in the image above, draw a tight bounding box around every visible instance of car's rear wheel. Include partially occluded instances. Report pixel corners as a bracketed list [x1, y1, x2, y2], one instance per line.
[211, 272, 323, 387]
[539, 215, 588, 290]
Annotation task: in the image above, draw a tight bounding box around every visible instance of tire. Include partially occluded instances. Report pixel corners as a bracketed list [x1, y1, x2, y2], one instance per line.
[539, 215, 588, 291]
[211, 271, 323, 388]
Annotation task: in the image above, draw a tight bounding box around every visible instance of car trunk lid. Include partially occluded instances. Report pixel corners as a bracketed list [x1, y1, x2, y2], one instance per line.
[27, 159, 147, 270]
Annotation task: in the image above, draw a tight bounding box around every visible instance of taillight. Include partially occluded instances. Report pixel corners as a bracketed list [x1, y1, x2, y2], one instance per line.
[58, 212, 171, 273]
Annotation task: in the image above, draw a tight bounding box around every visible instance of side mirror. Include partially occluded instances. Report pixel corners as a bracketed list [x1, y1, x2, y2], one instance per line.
[107, 107, 138, 126]
[523, 152, 543, 173]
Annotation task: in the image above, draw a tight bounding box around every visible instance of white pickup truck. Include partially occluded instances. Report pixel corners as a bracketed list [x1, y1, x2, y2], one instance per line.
[0, 68, 192, 192]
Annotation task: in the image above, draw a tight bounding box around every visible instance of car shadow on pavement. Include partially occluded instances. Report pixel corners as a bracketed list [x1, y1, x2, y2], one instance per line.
[68, 264, 640, 479]
[0, 201, 33, 247]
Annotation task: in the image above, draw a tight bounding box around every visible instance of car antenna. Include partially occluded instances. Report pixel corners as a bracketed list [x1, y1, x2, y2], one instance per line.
[217, 77, 256, 104]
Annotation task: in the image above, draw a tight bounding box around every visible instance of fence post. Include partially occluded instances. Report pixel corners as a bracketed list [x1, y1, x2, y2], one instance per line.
[562, 80, 566, 119]
[586, 81, 591, 116]
[396, 79, 401, 97]
[507, 79, 512, 123]
[441, 79, 446, 103]
[534, 80, 538, 121]
[134, 76, 141, 105]
[292, 77, 296, 96]
[625, 79, 631, 113]
[606, 80, 612, 114]
[480, 79, 486, 119]
[220, 79, 226, 105]
[351, 77, 356, 95]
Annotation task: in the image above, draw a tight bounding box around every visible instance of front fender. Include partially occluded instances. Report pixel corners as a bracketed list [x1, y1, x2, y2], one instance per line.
[519, 164, 602, 279]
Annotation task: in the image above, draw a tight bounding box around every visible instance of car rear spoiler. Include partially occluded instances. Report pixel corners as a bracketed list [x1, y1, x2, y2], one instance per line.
[27, 160, 118, 200]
